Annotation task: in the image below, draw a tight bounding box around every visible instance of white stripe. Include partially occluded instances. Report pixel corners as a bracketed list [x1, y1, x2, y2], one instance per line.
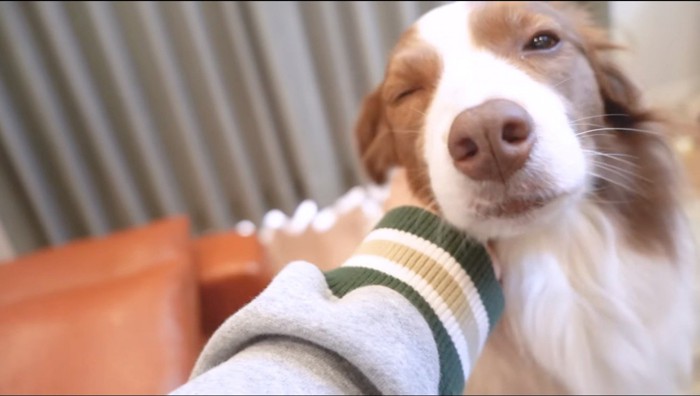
[343, 254, 472, 377]
[364, 228, 490, 347]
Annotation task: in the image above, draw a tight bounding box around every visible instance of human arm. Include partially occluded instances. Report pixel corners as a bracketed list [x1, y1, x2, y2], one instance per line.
[171, 173, 504, 395]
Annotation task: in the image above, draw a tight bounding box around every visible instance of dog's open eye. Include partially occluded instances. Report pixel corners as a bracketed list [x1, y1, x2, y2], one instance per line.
[524, 32, 560, 51]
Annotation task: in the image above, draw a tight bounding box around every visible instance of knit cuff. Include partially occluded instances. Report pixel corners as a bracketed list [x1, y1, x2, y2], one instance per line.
[324, 206, 504, 396]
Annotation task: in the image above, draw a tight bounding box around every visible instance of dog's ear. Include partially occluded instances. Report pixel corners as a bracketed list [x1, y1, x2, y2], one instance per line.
[355, 86, 397, 184]
[590, 51, 647, 125]
[571, 10, 648, 125]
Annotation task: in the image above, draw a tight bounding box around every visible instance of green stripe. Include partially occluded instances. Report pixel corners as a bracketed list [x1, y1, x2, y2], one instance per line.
[325, 266, 465, 396]
[375, 207, 504, 329]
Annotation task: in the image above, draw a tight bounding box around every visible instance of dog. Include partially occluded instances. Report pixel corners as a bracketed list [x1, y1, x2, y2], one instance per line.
[354, 1, 697, 394]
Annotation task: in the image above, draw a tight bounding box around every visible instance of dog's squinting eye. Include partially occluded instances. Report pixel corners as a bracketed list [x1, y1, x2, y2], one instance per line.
[524, 32, 560, 51]
[392, 87, 422, 104]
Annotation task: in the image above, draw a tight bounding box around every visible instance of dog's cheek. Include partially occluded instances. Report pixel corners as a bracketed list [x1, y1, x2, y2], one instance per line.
[405, 133, 439, 211]
[386, 96, 439, 209]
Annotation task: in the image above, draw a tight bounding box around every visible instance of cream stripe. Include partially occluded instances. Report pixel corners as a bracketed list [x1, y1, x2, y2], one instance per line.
[343, 254, 472, 377]
[365, 228, 490, 346]
[356, 240, 480, 362]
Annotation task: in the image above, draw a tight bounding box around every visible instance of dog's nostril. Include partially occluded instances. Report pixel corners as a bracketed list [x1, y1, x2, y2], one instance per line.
[502, 119, 531, 144]
[453, 137, 478, 160]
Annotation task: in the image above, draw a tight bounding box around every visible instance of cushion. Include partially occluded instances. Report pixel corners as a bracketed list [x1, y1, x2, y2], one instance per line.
[0, 217, 201, 394]
[194, 231, 272, 336]
[0, 216, 190, 306]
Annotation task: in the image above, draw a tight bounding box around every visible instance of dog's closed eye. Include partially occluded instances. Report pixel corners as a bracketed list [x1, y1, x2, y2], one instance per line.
[392, 87, 423, 105]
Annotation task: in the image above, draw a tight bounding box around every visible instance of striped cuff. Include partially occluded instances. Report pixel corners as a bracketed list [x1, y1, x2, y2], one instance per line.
[324, 206, 504, 395]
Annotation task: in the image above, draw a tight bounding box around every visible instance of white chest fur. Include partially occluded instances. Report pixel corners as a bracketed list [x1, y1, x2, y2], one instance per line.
[486, 201, 696, 394]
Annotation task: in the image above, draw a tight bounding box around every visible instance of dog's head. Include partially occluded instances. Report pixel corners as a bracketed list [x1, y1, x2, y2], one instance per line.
[357, 1, 677, 246]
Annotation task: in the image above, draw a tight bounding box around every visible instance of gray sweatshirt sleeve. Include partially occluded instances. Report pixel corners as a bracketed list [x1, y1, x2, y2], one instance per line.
[170, 207, 504, 396]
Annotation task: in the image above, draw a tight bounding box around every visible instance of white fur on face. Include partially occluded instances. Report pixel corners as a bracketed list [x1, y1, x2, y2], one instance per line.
[416, 2, 588, 240]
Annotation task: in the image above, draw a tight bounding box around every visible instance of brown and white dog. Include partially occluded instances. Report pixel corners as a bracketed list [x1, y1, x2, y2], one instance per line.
[354, 1, 697, 394]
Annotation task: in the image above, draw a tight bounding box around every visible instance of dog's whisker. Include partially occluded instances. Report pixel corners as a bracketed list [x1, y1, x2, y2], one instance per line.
[575, 129, 620, 137]
[586, 194, 634, 205]
[569, 113, 631, 123]
[584, 151, 639, 168]
[589, 172, 640, 195]
[571, 121, 606, 126]
[582, 149, 636, 157]
[553, 77, 574, 88]
[571, 123, 607, 130]
[589, 162, 638, 182]
[591, 165, 654, 195]
[409, 107, 428, 117]
[610, 127, 666, 137]
[575, 126, 665, 138]
[586, 163, 641, 184]
[576, 133, 617, 139]
[590, 159, 648, 181]
[588, 152, 639, 162]
[591, 169, 637, 189]
[599, 158, 641, 173]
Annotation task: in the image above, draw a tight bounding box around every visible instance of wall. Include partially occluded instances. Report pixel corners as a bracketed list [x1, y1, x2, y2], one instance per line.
[609, 1, 700, 117]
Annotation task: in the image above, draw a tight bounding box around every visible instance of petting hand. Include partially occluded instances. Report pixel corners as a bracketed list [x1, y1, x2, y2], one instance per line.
[382, 167, 502, 281]
[382, 168, 435, 213]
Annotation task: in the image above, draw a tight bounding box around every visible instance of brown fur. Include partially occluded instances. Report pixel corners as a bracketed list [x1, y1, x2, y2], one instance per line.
[552, 1, 682, 260]
[354, 28, 441, 209]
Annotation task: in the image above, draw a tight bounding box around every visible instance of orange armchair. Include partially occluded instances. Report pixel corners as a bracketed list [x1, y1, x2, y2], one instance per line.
[0, 216, 273, 395]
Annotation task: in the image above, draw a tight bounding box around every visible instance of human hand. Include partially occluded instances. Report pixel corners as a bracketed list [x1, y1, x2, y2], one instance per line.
[382, 168, 436, 213]
[382, 167, 502, 281]
[486, 241, 502, 282]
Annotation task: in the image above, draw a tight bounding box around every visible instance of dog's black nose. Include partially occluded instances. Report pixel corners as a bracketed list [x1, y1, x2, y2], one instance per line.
[448, 99, 535, 182]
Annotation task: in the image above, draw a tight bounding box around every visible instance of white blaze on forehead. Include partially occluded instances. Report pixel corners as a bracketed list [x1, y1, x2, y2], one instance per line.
[416, 1, 479, 55]
[416, 1, 551, 113]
